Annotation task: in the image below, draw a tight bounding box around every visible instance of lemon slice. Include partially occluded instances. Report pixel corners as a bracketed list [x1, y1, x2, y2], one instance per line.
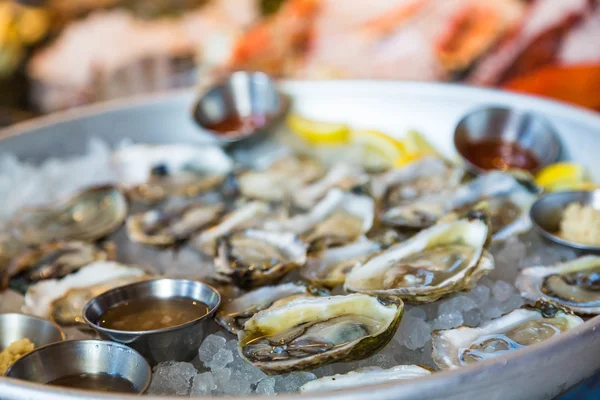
[286, 113, 350, 145]
[535, 162, 587, 189]
[403, 130, 439, 155]
[350, 129, 405, 169]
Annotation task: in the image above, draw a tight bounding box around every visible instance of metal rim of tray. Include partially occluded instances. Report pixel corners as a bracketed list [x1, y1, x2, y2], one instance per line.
[0, 80, 599, 400]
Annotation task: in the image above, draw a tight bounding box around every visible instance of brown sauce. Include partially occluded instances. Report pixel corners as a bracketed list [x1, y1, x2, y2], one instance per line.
[47, 372, 137, 393]
[98, 297, 209, 331]
[205, 114, 271, 136]
[463, 138, 540, 171]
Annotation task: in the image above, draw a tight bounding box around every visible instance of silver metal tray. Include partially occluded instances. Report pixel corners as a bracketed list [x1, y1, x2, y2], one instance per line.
[1, 81, 599, 400]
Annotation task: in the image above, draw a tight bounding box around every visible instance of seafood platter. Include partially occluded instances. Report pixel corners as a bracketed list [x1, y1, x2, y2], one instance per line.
[0, 76, 600, 400]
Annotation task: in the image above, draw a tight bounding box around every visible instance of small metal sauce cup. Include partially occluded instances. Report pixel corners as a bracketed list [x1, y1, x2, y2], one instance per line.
[82, 278, 221, 364]
[454, 106, 561, 174]
[530, 189, 600, 252]
[0, 313, 65, 355]
[5, 339, 151, 394]
[191, 71, 289, 147]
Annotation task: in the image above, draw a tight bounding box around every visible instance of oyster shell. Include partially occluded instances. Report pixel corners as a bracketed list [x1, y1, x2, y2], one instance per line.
[431, 300, 584, 369]
[113, 144, 233, 203]
[193, 201, 271, 256]
[294, 162, 368, 209]
[516, 256, 600, 315]
[0, 241, 113, 291]
[215, 282, 328, 334]
[266, 189, 374, 250]
[22, 261, 147, 318]
[238, 294, 404, 374]
[126, 202, 224, 246]
[215, 229, 308, 288]
[300, 365, 432, 393]
[345, 209, 494, 303]
[51, 274, 150, 325]
[301, 237, 381, 289]
[381, 171, 536, 239]
[11, 185, 127, 245]
[371, 156, 463, 203]
[238, 155, 325, 202]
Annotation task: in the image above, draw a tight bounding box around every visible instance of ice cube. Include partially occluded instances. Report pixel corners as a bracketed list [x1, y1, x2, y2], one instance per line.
[438, 295, 478, 315]
[191, 372, 216, 396]
[274, 372, 317, 393]
[431, 311, 463, 330]
[199, 334, 227, 365]
[147, 361, 197, 396]
[255, 376, 277, 395]
[395, 315, 432, 350]
[207, 347, 234, 370]
[492, 280, 515, 302]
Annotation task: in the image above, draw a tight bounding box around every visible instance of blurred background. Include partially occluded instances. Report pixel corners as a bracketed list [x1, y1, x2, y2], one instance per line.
[0, 0, 599, 127]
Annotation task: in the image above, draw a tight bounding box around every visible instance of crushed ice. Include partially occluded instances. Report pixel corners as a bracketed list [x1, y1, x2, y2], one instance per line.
[0, 139, 581, 396]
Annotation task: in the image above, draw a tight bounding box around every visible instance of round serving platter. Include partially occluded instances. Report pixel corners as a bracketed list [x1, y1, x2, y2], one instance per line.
[0, 81, 599, 400]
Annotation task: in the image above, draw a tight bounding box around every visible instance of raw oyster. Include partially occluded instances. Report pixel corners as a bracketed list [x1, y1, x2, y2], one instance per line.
[193, 201, 271, 256]
[238, 155, 325, 202]
[112, 144, 233, 203]
[516, 256, 600, 315]
[301, 237, 381, 289]
[238, 294, 404, 374]
[345, 208, 494, 303]
[1, 241, 113, 291]
[294, 162, 368, 209]
[431, 300, 584, 369]
[215, 282, 328, 334]
[51, 274, 150, 325]
[126, 202, 224, 246]
[381, 171, 536, 239]
[215, 229, 308, 288]
[11, 185, 127, 245]
[371, 156, 463, 203]
[266, 189, 374, 251]
[22, 261, 147, 318]
[300, 365, 431, 392]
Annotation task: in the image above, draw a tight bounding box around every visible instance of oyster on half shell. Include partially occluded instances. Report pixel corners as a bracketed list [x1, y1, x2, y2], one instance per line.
[516, 256, 600, 315]
[300, 365, 432, 393]
[11, 185, 127, 245]
[265, 188, 374, 251]
[126, 202, 224, 246]
[215, 229, 308, 288]
[215, 282, 329, 334]
[238, 294, 404, 374]
[0, 241, 114, 291]
[431, 300, 583, 369]
[301, 237, 381, 289]
[113, 144, 233, 203]
[22, 261, 147, 319]
[345, 208, 494, 303]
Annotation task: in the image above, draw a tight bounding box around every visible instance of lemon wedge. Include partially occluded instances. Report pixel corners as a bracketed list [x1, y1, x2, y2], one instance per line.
[403, 130, 439, 155]
[286, 113, 350, 145]
[547, 181, 599, 192]
[350, 129, 405, 169]
[535, 162, 587, 190]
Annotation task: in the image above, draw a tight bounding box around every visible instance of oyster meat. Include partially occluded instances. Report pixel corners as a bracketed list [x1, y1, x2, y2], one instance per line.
[113, 144, 233, 202]
[238, 155, 325, 202]
[238, 294, 404, 374]
[431, 300, 583, 369]
[11, 185, 127, 245]
[193, 201, 271, 256]
[215, 229, 307, 288]
[516, 256, 600, 315]
[127, 202, 224, 246]
[345, 209, 494, 303]
[301, 237, 381, 289]
[215, 282, 328, 334]
[300, 365, 431, 393]
[1, 241, 113, 291]
[266, 188, 374, 250]
[22, 261, 147, 319]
